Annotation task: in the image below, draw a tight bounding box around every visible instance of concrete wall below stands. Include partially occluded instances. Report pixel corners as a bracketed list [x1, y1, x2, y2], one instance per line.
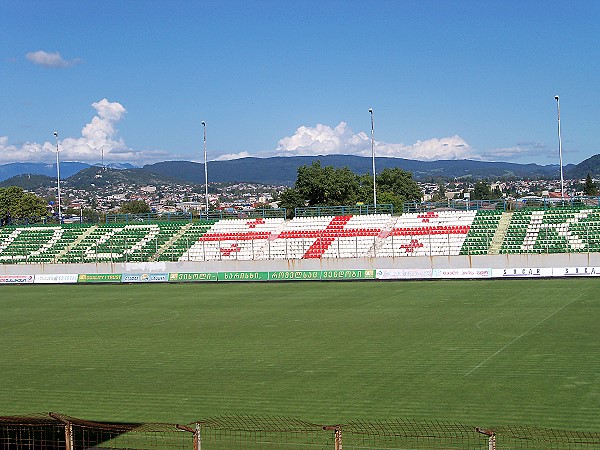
[2, 253, 600, 275]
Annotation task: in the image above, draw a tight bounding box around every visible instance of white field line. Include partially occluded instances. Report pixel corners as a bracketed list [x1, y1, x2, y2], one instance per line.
[465, 292, 584, 376]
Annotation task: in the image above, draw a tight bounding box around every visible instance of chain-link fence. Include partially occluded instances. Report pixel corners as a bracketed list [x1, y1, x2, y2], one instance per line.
[2, 414, 600, 449]
[341, 419, 490, 449]
[0, 413, 194, 450]
[196, 416, 333, 450]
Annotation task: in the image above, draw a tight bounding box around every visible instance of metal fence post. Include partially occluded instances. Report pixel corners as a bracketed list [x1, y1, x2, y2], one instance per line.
[489, 433, 496, 450]
[48, 413, 73, 450]
[176, 424, 197, 450]
[476, 427, 496, 450]
[195, 423, 201, 450]
[65, 421, 73, 450]
[323, 426, 342, 450]
[335, 427, 342, 450]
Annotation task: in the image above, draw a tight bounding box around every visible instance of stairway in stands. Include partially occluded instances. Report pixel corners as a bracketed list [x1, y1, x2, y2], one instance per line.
[488, 212, 512, 254]
[152, 222, 192, 261]
[302, 216, 352, 259]
[56, 225, 97, 262]
[367, 215, 398, 257]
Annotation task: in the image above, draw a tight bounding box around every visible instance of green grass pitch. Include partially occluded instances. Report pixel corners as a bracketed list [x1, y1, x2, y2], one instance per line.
[0, 279, 598, 431]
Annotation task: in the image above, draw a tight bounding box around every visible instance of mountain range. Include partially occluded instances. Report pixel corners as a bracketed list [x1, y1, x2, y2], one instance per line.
[0, 162, 134, 184]
[1, 154, 599, 189]
[142, 156, 574, 184]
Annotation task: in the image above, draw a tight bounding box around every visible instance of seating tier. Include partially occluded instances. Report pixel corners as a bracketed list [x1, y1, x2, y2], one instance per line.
[460, 210, 503, 255]
[500, 207, 600, 254]
[5, 208, 600, 263]
[0, 224, 90, 264]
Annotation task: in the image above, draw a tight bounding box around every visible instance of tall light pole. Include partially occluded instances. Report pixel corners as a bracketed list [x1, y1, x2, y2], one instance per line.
[369, 108, 377, 209]
[53, 132, 62, 223]
[555, 95, 565, 199]
[202, 121, 209, 216]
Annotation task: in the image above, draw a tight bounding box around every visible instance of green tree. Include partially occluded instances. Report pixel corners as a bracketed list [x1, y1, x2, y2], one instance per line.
[471, 180, 492, 200]
[371, 168, 422, 212]
[357, 173, 374, 203]
[328, 166, 360, 205]
[65, 207, 80, 216]
[431, 182, 446, 202]
[279, 162, 423, 214]
[278, 187, 305, 218]
[294, 161, 360, 206]
[119, 200, 151, 214]
[0, 186, 47, 224]
[584, 173, 598, 196]
[376, 191, 404, 213]
[376, 168, 422, 203]
[82, 208, 100, 223]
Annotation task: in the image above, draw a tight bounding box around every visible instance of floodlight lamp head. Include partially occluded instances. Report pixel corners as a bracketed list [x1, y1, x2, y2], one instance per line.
[368, 108, 373, 113]
[53, 131, 58, 137]
[555, 95, 559, 100]
[201, 121, 206, 126]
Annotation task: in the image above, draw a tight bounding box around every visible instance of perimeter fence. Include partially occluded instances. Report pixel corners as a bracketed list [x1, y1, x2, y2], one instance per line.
[2, 413, 600, 449]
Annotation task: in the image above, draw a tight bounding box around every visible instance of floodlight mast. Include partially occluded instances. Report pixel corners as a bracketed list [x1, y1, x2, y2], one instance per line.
[54, 132, 62, 223]
[555, 95, 565, 199]
[202, 121, 209, 216]
[369, 108, 377, 209]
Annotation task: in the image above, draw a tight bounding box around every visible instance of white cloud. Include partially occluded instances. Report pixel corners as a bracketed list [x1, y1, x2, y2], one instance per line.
[0, 136, 55, 163]
[215, 151, 251, 161]
[483, 146, 532, 160]
[276, 122, 477, 160]
[26, 50, 81, 68]
[0, 99, 170, 165]
[483, 141, 555, 162]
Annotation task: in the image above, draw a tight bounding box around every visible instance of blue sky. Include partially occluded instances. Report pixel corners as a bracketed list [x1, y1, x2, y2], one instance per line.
[2, 0, 599, 166]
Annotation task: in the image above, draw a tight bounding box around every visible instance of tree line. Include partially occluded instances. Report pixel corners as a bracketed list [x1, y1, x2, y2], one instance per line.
[278, 161, 422, 215]
[0, 186, 151, 225]
[0, 186, 47, 225]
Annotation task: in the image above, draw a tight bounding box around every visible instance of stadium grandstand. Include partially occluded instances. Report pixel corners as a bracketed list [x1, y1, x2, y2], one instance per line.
[3, 203, 600, 264]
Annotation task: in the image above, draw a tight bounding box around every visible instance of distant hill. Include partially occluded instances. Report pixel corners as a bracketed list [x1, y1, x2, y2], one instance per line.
[0, 162, 90, 182]
[0, 174, 56, 190]
[566, 154, 600, 179]
[105, 163, 136, 170]
[142, 155, 573, 185]
[65, 166, 185, 189]
[0, 155, 585, 187]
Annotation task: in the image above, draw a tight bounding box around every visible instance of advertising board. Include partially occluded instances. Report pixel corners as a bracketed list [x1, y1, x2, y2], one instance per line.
[376, 269, 433, 280]
[0, 275, 34, 284]
[491, 268, 553, 278]
[121, 273, 170, 283]
[217, 271, 269, 281]
[268, 270, 321, 281]
[77, 274, 123, 283]
[34, 274, 78, 284]
[322, 269, 375, 280]
[432, 268, 492, 279]
[168, 272, 218, 282]
[554, 267, 600, 277]
[267, 270, 375, 281]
